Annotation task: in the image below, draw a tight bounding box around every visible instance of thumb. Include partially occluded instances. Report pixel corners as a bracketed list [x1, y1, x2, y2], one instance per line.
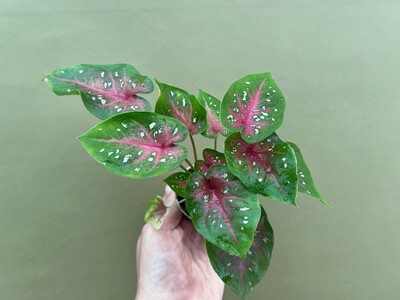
[161, 185, 183, 230]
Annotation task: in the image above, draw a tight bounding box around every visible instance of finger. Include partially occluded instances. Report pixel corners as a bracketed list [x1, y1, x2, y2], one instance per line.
[136, 234, 142, 275]
[161, 185, 183, 230]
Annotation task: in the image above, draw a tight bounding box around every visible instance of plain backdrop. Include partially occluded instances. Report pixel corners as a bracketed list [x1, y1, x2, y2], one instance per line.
[1, 0, 399, 299]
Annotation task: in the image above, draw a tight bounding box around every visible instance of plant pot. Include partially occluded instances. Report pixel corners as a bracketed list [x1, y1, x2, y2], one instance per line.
[176, 194, 191, 219]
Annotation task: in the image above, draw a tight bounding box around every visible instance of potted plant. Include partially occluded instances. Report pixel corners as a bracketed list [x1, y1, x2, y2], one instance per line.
[43, 64, 326, 299]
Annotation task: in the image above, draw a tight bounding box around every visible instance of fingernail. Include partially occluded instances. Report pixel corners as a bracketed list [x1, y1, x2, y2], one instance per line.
[165, 185, 172, 195]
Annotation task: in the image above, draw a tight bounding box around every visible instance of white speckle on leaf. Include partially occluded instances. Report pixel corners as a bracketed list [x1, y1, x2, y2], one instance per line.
[123, 154, 132, 163]
[99, 148, 105, 152]
[240, 207, 249, 211]
[149, 122, 156, 130]
[79, 69, 83, 73]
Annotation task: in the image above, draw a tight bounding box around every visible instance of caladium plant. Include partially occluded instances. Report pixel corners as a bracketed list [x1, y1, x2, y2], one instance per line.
[44, 63, 326, 300]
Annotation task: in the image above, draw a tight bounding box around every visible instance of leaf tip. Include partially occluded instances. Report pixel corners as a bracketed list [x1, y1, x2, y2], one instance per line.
[320, 198, 329, 206]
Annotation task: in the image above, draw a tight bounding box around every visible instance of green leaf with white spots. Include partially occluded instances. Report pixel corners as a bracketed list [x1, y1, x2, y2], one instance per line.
[164, 172, 190, 197]
[43, 64, 153, 120]
[287, 142, 327, 205]
[185, 165, 261, 260]
[197, 89, 230, 138]
[144, 195, 168, 230]
[225, 132, 298, 205]
[221, 73, 285, 143]
[78, 112, 188, 178]
[206, 206, 274, 300]
[155, 80, 207, 134]
[194, 148, 227, 174]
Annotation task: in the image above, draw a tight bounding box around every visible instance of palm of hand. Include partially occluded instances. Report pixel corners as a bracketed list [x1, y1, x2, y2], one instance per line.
[136, 189, 224, 300]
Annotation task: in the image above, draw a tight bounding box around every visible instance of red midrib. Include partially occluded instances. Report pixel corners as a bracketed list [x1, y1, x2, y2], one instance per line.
[242, 79, 266, 126]
[53, 77, 130, 101]
[213, 192, 243, 256]
[94, 138, 174, 151]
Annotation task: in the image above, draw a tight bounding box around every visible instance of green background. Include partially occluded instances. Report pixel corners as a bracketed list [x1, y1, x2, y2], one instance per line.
[1, 0, 399, 299]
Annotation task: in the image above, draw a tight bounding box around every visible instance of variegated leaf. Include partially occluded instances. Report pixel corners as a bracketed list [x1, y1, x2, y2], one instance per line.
[43, 64, 153, 120]
[207, 206, 274, 300]
[144, 195, 167, 230]
[225, 133, 298, 205]
[186, 165, 261, 260]
[287, 142, 327, 205]
[194, 148, 226, 174]
[221, 73, 285, 143]
[197, 89, 229, 138]
[164, 172, 190, 197]
[155, 80, 207, 134]
[79, 112, 188, 178]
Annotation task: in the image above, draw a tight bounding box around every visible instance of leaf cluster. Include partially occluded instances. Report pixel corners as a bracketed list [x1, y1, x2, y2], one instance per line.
[44, 64, 326, 299]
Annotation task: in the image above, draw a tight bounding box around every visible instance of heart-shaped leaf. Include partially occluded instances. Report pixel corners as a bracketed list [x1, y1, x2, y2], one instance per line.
[194, 148, 227, 174]
[185, 165, 261, 260]
[221, 73, 285, 143]
[206, 206, 274, 300]
[155, 80, 207, 134]
[79, 112, 188, 178]
[197, 89, 229, 138]
[43, 64, 153, 120]
[287, 142, 327, 205]
[225, 132, 298, 205]
[144, 195, 168, 230]
[164, 172, 190, 197]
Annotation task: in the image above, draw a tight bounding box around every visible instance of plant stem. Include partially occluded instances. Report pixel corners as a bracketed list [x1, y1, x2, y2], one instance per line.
[179, 165, 191, 174]
[185, 158, 195, 170]
[189, 134, 198, 161]
[167, 198, 185, 208]
[214, 136, 218, 151]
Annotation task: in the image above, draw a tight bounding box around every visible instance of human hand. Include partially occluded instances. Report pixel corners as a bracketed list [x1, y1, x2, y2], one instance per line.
[135, 186, 225, 300]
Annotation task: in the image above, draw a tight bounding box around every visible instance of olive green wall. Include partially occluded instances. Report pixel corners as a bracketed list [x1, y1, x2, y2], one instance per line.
[1, 0, 399, 299]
